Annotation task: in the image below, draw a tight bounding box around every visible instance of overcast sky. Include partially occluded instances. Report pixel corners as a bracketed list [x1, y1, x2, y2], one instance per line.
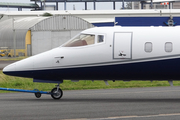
[0, 0, 123, 11]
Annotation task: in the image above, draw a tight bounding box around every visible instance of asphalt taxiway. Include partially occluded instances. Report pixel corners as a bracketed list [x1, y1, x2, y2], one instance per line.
[1, 87, 180, 120]
[0, 60, 17, 70]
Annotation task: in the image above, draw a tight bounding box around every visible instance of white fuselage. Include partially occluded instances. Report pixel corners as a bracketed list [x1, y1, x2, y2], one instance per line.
[3, 26, 180, 81]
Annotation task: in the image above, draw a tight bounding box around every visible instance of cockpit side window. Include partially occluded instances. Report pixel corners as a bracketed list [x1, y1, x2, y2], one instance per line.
[97, 35, 104, 43]
[63, 34, 95, 47]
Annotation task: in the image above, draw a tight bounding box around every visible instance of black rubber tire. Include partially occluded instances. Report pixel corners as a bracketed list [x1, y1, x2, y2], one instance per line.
[35, 92, 41, 98]
[51, 88, 63, 100]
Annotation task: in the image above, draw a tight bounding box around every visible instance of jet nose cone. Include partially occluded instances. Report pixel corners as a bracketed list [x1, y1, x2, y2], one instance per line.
[3, 63, 16, 75]
[2, 57, 34, 77]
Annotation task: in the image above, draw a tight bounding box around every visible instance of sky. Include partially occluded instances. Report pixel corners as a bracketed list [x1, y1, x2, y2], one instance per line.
[0, 0, 123, 11]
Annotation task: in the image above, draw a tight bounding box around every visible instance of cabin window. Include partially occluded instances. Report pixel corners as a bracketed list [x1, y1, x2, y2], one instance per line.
[63, 34, 95, 47]
[97, 35, 104, 43]
[145, 42, 152, 52]
[165, 42, 173, 52]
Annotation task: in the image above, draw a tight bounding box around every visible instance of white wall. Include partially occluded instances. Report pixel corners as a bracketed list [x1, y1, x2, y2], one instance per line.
[31, 30, 82, 55]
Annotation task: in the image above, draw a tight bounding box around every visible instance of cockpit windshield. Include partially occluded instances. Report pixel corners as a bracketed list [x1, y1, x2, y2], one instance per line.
[63, 34, 95, 47]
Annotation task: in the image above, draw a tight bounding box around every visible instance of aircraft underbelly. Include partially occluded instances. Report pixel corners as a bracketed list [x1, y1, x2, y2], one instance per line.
[5, 57, 180, 81]
[51, 57, 179, 80]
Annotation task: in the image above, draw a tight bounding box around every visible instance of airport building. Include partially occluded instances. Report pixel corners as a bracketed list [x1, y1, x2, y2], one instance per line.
[1, 0, 180, 10]
[1, 10, 180, 57]
[0, 15, 94, 56]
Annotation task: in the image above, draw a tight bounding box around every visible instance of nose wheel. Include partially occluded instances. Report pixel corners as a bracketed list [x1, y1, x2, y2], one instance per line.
[51, 84, 63, 99]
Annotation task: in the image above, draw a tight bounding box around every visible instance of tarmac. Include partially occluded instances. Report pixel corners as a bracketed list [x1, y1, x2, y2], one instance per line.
[0, 87, 180, 120]
[0, 60, 17, 70]
[1, 60, 180, 120]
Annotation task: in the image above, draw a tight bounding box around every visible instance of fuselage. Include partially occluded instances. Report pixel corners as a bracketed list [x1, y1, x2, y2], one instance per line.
[3, 26, 180, 82]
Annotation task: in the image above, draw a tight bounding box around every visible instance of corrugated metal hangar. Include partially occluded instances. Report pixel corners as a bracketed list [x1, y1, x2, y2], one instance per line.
[31, 15, 94, 55]
[0, 15, 94, 56]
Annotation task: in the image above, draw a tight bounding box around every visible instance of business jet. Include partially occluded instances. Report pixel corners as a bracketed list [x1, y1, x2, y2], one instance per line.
[2, 26, 180, 99]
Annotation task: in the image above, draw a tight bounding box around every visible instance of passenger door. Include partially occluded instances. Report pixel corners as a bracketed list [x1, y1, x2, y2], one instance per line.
[113, 32, 132, 59]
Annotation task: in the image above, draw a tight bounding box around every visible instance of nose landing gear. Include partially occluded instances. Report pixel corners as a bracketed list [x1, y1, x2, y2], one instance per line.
[51, 83, 63, 99]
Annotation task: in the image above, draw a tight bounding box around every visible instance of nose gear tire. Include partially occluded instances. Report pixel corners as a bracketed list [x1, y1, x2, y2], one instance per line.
[51, 88, 63, 99]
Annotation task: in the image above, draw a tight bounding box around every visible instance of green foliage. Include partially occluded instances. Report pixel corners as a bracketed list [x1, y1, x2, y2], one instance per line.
[1, 70, 180, 93]
[42, 12, 53, 17]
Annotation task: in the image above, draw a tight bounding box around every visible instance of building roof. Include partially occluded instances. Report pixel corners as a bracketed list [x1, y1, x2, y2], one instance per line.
[0, 2, 39, 8]
[1, 10, 180, 24]
[31, 15, 94, 31]
[30, 0, 150, 2]
[13, 17, 48, 29]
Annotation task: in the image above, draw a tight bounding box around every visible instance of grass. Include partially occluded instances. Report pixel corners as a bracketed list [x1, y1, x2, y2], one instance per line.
[1, 70, 180, 93]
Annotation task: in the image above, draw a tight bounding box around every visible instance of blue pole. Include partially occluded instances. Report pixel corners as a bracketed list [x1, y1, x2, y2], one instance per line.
[94, 1, 96, 10]
[0, 87, 51, 94]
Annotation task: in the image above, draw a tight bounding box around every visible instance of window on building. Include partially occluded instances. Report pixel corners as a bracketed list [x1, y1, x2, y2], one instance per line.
[97, 35, 104, 43]
[63, 34, 95, 47]
[165, 42, 173, 52]
[145, 42, 152, 52]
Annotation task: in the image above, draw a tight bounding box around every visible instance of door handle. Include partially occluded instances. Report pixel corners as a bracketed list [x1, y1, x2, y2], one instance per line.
[55, 56, 64, 59]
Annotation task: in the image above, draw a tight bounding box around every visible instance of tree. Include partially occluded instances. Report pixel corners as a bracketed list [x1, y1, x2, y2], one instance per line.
[42, 12, 53, 17]
[125, 2, 132, 9]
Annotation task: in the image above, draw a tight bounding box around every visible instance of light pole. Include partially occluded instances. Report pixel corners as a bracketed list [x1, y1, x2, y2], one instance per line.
[12, 18, 16, 57]
[41, 0, 46, 10]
